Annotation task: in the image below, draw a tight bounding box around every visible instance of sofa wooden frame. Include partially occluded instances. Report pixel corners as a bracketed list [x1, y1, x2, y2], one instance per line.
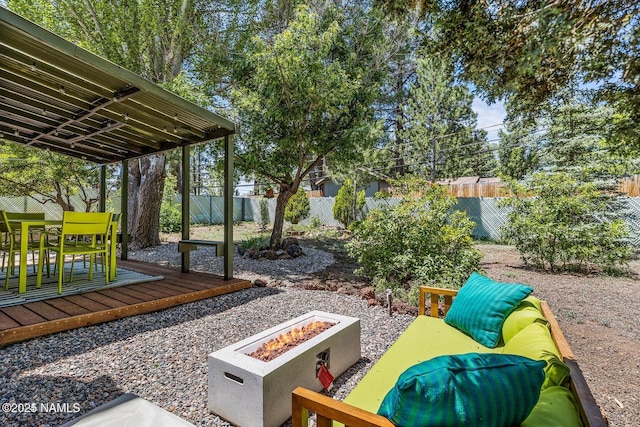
[291, 286, 607, 427]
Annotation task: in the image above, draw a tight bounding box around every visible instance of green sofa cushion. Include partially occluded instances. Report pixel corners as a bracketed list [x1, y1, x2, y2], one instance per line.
[342, 316, 501, 421]
[502, 296, 549, 343]
[502, 322, 571, 390]
[444, 272, 533, 348]
[377, 353, 545, 427]
[521, 386, 584, 427]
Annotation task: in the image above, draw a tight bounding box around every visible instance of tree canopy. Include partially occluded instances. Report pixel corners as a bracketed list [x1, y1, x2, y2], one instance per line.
[231, 3, 386, 247]
[381, 0, 640, 147]
[0, 143, 106, 211]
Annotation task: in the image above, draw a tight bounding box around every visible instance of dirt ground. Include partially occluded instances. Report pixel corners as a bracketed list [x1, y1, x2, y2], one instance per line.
[295, 238, 640, 427]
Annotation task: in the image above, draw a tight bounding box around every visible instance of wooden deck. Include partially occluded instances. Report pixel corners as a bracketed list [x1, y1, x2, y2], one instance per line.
[0, 260, 252, 346]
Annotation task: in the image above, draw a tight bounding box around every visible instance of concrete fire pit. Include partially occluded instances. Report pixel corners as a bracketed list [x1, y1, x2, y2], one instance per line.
[208, 310, 361, 427]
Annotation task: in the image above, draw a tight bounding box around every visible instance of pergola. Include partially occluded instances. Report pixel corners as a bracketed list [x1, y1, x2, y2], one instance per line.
[0, 7, 236, 279]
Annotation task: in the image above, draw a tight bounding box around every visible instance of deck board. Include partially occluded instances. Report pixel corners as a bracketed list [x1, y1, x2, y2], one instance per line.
[0, 311, 20, 330]
[1, 305, 47, 326]
[79, 291, 131, 309]
[45, 298, 92, 316]
[0, 260, 251, 346]
[125, 283, 176, 299]
[64, 294, 112, 312]
[111, 286, 158, 302]
[21, 301, 69, 321]
[95, 288, 147, 305]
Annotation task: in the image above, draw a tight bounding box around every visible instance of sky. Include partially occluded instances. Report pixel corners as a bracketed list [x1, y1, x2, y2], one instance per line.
[472, 98, 506, 142]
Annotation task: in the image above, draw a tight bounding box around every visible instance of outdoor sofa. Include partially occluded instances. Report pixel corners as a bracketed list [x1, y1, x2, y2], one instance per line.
[292, 273, 607, 427]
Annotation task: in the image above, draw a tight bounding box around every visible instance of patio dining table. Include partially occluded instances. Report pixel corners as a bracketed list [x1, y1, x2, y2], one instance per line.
[9, 217, 118, 294]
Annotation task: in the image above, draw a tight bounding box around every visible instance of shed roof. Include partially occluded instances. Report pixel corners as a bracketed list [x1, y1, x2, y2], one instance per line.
[0, 7, 236, 165]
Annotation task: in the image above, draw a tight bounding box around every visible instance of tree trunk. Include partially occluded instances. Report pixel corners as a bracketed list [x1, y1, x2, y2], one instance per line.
[270, 185, 295, 248]
[127, 154, 167, 250]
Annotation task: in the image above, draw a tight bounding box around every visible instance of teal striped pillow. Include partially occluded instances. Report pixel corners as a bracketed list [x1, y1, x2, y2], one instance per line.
[377, 353, 546, 427]
[445, 272, 533, 347]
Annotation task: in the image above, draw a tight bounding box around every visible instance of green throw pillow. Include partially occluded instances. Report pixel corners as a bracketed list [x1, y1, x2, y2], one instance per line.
[502, 322, 571, 390]
[377, 353, 545, 427]
[444, 272, 533, 347]
[521, 386, 584, 427]
[502, 296, 550, 343]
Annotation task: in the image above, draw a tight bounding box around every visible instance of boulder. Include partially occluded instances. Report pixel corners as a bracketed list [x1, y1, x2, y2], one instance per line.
[287, 244, 303, 258]
[281, 237, 299, 251]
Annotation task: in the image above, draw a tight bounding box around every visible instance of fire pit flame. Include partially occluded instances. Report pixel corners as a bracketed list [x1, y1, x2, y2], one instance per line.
[249, 320, 335, 362]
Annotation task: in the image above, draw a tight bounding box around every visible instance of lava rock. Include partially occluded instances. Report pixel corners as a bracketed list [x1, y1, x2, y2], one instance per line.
[281, 237, 299, 251]
[287, 244, 303, 258]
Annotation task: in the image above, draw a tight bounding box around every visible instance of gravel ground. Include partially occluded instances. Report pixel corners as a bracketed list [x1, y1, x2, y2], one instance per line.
[0, 243, 412, 427]
[126, 242, 335, 287]
[1, 241, 638, 426]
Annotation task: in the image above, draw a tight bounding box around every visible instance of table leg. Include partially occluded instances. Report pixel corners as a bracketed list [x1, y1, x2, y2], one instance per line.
[109, 222, 117, 281]
[19, 225, 29, 294]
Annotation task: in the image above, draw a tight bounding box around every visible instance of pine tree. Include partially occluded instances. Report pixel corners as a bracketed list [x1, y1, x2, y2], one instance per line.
[398, 55, 493, 181]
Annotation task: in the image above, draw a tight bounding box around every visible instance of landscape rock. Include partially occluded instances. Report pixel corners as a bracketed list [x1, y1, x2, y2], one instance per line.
[253, 279, 267, 287]
[287, 244, 303, 258]
[281, 237, 299, 251]
[361, 287, 376, 301]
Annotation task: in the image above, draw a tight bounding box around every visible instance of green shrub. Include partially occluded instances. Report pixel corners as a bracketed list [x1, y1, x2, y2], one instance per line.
[333, 179, 366, 228]
[160, 201, 182, 233]
[500, 172, 631, 273]
[284, 188, 310, 224]
[347, 178, 482, 304]
[374, 190, 391, 200]
[241, 234, 271, 250]
[309, 215, 322, 228]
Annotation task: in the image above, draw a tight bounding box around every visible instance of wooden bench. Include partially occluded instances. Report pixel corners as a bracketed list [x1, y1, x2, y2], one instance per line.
[292, 286, 607, 427]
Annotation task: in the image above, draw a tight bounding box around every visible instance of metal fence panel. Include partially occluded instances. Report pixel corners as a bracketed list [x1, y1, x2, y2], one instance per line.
[4, 194, 640, 246]
[622, 198, 640, 247]
[455, 198, 511, 241]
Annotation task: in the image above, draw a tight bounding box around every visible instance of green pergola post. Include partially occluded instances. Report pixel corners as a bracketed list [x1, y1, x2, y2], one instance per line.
[121, 159, 129, 260]
[181, 145, 191, 273]
[224, 134, 234, 280]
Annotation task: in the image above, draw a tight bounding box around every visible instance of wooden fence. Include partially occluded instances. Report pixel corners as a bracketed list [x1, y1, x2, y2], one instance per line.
[620, 176, 640, 197]
[445, 178, 640, 198]
[447, 183, 507, 198]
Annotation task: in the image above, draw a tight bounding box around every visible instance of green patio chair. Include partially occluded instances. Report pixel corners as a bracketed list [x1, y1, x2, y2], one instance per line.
[37, 211, 113, 294]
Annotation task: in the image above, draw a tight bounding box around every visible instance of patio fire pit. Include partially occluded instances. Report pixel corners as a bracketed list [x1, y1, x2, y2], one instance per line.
[208, 310, 361, 427]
